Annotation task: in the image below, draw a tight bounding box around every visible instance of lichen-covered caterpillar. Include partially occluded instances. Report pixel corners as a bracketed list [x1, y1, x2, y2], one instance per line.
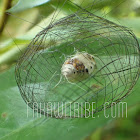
[61, 52, 96, 82]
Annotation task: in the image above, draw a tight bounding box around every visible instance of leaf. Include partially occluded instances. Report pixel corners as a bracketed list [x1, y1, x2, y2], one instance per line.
[7, 0, 50, 13]
[4, 8, 40, 37]
[87, 103, 140, 140]
[0, 39, 29, 67]
[0, 7, 68, 68]
[1, 0, 139, 138]
[0, 67, 139, 140]
[0, 39, 139, 140]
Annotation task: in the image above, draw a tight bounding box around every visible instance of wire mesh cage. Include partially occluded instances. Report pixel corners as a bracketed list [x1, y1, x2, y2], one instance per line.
[15, 4, 140, 118]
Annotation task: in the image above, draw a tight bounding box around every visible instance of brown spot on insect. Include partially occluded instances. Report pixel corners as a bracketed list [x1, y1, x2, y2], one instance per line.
[61, 52, 96, 82]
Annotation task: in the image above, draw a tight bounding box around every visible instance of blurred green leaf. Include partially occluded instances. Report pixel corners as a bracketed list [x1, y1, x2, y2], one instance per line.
[0, 39, 29, 66]
[7, 0, 50, 13]
[0, 0, 139, 139]
[0, 68, 139, 140]
[0, 39, 139, 140]
[7, 0, 78, 14]
[88, 104, 140, 140]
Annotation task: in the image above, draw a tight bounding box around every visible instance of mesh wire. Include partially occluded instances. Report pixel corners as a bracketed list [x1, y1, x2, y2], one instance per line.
[15, 6, 140, 118]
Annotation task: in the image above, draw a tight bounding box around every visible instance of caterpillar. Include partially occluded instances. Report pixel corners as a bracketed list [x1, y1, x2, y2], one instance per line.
[61, 52, 96, 82]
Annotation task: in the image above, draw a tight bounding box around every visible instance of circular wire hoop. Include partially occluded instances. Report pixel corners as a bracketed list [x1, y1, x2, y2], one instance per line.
[15, 11, 140, 118]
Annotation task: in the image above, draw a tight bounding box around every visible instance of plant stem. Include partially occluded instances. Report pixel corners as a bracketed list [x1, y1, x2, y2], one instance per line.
[0, 0, 12, 35]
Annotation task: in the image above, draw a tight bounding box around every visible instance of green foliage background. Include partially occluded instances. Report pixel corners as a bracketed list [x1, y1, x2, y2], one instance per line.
[0, 0, 140, 140]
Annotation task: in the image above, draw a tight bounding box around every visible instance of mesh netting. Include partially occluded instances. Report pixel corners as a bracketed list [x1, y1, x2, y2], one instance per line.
[15, 3, 140, 118]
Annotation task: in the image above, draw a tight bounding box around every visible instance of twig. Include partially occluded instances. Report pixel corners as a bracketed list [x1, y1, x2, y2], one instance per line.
[0, 0, 12, 35]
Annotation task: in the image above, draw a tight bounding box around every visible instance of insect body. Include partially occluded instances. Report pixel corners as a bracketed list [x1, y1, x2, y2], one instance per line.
[61, 52, 96, 82]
